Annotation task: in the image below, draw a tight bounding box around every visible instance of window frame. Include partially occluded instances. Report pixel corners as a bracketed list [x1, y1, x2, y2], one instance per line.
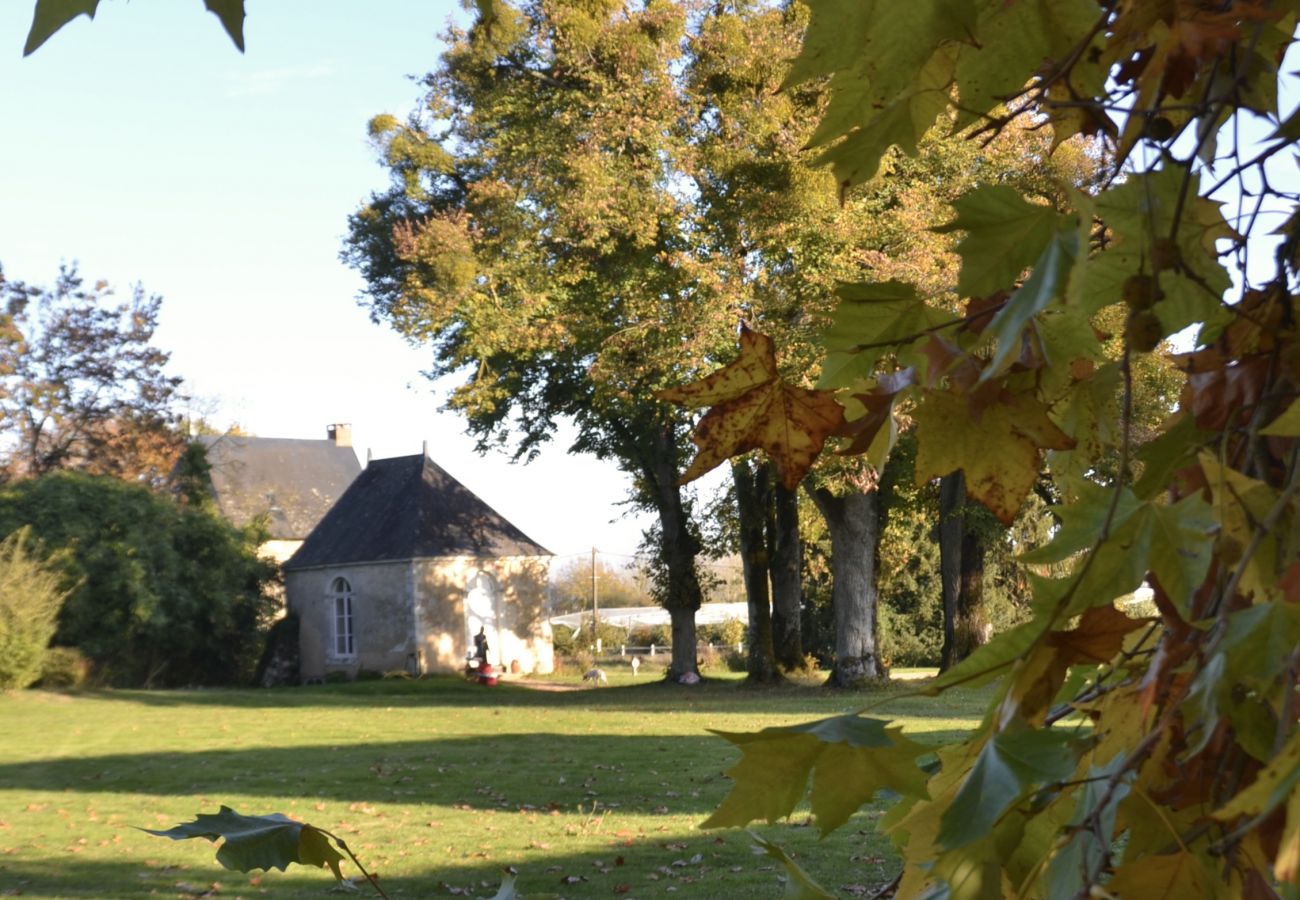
[328, 576, 355, 661]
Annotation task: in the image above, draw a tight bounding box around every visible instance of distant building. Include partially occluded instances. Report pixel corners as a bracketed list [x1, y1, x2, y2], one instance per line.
[200, 424, 361, 564]
[284, 452, 554, 680]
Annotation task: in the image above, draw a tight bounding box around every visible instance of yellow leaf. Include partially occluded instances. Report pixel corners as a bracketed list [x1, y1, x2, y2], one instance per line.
[658, 326, 845, 490]
[1107, 851, 1219, 898]
[913, 389, 1074, 524]
[1262, 398, 1300, 436]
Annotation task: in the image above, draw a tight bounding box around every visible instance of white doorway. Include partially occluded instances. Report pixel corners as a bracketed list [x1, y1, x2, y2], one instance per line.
[466, 571, 500, 666]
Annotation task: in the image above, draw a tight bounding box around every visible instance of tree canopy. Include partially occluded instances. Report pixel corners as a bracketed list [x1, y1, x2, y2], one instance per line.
[0, 264, 185, 485]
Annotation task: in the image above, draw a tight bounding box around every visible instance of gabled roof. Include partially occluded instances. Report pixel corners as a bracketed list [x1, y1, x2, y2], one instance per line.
[285, 454, 551, 569]
[200, 435, 361, 540]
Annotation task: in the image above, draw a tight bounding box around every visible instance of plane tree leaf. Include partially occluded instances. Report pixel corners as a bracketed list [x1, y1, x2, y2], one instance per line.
[658, 326, 845, 491]
[937, 726, 1084, 850]
[931, 185, 1064, 300]
[141, 806, 345, 880]
[702, 714, 931, 836]
[25, 0, 246, 55]
[204, 0, 246, 51]
[819, 282, 952, 388]
[23, 0, 100, 55]
[912, 387, 1074, 524]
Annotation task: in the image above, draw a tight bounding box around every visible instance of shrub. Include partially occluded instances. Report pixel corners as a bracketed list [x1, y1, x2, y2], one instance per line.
[552, 624, 577, 657]
[0, 528, 71, 690]
[37, 646, 90, 689]
[699, 617, 745, 648]
[0, 471, 278, 686]
[723, 648, 747, 672]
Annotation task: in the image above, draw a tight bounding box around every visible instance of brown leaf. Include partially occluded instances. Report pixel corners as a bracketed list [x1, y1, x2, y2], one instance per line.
[658, 326, 845, 490]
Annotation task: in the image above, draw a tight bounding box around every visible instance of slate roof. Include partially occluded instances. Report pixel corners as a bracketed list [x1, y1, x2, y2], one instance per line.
[200, 435, 362, 540]
[285, 454, 551, 569]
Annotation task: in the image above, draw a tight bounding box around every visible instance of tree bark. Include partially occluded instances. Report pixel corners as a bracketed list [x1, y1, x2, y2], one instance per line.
[767, 469, 804, 671]
[811, 485, 884, 687]
[647, 425, 703, 681]
[733, 459, 779, 683]
[956, 524, 989, 661]
[938, 471, 964, 672]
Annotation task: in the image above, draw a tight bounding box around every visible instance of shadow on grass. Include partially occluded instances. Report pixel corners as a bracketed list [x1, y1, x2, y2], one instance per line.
[0, 732, 759, 813]
[0, 821, 900, 900]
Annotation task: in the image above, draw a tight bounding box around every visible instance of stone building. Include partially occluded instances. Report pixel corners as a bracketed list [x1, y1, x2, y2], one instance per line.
[200, 424, 361, 564]
[284, 452, 554, 679]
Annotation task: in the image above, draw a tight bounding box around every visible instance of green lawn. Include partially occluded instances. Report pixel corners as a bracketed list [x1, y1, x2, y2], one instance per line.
[0, 671, 984, 899]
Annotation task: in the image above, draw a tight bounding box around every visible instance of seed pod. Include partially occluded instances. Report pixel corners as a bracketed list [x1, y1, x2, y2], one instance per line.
[1122, 274, 1163, 310]
[1126, 308, 1164, 353]
[1150, 237, 1182, 272]
[1145, 116, 1175, 142]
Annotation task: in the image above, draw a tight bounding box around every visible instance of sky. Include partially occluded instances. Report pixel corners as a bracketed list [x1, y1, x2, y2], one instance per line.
[0, 1, 678, 562]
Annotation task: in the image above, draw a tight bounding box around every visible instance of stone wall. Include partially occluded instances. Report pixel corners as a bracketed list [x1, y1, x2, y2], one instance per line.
[288, 555, 554, 680]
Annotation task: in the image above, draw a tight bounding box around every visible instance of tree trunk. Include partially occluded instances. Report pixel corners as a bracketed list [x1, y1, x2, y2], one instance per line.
[734, 459, 779, 684]
[648, 425, 703, 681]
[767, 470, 804, 671]
[938, 471, 964, 672]
[811, 486, 884, 687]
[955, 521, 989, 661]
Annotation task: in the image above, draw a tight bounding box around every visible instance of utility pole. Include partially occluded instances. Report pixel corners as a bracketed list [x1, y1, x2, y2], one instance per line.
[591, 547, 600, 652]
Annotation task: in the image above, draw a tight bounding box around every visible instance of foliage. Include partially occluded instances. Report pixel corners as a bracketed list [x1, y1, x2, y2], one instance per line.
[680, 0, 1300, 895]
[0, 470, 277, 686]
[698, 617, 746, 649]
[549, 556, 644, 615]
[36, 645, 89, 689]
[22, 0, 245, 55]
[0, 264, 186, 485]
[0, 527, 71, 690]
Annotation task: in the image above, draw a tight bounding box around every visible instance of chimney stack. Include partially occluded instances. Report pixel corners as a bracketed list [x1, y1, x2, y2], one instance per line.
[327, 423, 353, 448]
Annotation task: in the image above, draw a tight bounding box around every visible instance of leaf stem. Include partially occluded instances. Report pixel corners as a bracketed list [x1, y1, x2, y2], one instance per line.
[318, 830, 391, 900]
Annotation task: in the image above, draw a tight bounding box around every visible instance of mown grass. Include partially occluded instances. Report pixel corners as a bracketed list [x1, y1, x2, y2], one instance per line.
[0, 670, 987, 899]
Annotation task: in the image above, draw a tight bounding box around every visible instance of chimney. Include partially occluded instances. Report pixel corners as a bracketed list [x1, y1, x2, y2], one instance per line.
[327, 423, 353, 448]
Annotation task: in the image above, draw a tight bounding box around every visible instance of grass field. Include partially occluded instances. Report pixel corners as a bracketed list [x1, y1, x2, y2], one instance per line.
[0, 669, 985, 899]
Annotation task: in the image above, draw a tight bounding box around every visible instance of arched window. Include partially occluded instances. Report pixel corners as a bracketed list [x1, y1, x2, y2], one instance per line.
[329, 577, 355, 659]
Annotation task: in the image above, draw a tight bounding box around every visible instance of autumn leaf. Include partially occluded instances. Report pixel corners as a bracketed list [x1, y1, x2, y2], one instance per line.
[1106, 851, 1218, 899]
[912, 387, 1074, 524]
[658, 326, 845, 490]
[702, 714, 930, 836]
[24, 0, 245, 55]
[140, 807, 344, 880]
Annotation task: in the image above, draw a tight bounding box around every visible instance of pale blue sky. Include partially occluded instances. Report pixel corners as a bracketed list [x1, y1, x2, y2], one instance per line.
[0, 2, 662, 559]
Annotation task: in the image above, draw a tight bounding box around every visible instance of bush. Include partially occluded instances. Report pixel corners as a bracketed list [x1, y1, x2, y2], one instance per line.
[698, 617, 745, 648]
[0, 471, 278, 687]
[552, 624, 577, 658]
[723, 648, 747, 672]
[0, 528, 71, 690]
[37, 646, 90, 689]
[627, 623, 671, 648]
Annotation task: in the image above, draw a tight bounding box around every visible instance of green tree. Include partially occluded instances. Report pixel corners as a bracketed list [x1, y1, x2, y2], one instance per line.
[0, 468, 277, 686]
[550, 554, 645, 616]
[0, 264, 186, 484]
[0, 527, 71, 689]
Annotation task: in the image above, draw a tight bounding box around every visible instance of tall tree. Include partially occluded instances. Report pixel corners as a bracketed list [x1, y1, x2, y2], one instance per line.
[344, 0, 730, 680]
[0, 264, 184, 484]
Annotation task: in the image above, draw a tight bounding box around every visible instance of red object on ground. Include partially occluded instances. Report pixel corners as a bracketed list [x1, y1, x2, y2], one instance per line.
[478, 662, 498, 686]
